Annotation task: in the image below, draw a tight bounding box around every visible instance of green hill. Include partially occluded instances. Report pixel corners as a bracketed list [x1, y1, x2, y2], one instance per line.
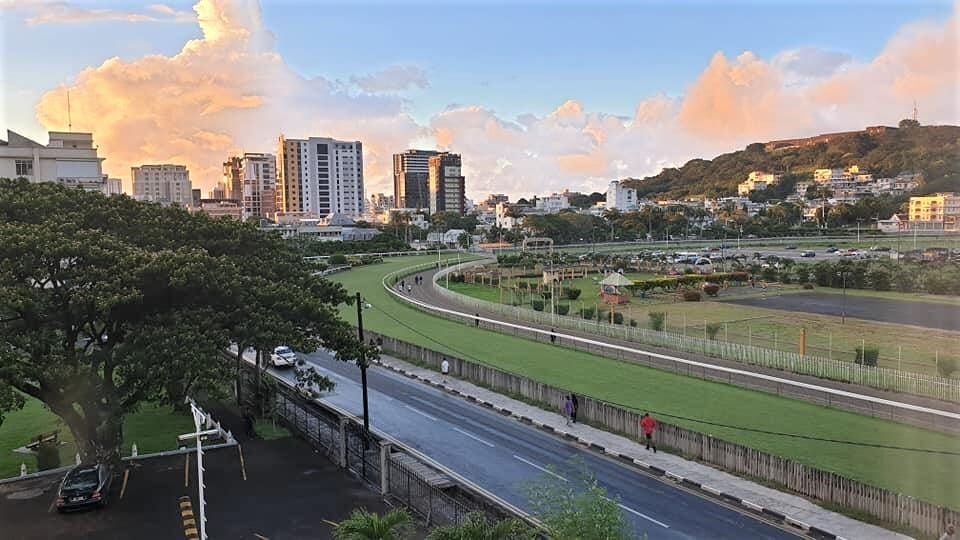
[622, 123, 960, 199]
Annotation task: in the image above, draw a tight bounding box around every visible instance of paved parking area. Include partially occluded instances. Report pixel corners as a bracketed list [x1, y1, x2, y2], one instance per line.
[0, 435, 393, 540]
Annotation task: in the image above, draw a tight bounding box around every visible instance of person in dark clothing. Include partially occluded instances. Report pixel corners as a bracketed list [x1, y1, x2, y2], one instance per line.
[550, 328, 556, 344]
[242, 409, 256, 439]
[475, 313, 480, 327]
[570, 394, 579, 423]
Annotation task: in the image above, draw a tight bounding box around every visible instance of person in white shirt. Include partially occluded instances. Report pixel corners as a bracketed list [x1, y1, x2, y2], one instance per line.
[441, 358, 450, 382]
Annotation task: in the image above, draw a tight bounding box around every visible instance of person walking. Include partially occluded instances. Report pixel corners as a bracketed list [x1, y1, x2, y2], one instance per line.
[401, 279, 406, 289]
[570, 394, 579, 424]
[562, 395, 574, 426]
[407, 284, 412, 293]
[640, 413, 657, 452]
[440, 358, 450, 383]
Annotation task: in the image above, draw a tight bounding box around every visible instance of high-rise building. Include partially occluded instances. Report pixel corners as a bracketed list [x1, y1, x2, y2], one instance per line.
[370, 193, 395, 211]
[0, 130, 108, 193]
[222, 156, 243, 200]
[132, 164, 192, 207]
[224, 152, 277, 220]
[428, 153, 466, 215]
[393, 149, 442, 210]
[277, 135, 364, 218]
[102, 177, 123, 196]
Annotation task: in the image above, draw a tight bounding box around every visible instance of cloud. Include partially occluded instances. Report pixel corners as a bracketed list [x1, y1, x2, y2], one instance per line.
[8, 0, 195, 25]
[35, 0, 421, 194]
[32, 0, 959, 200]
[351, 64, 429, 93]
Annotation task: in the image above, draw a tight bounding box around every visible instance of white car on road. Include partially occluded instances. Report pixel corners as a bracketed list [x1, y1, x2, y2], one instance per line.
[270, 346, 298, 368]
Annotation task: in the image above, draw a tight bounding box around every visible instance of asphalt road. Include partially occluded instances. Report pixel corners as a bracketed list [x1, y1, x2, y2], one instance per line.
[272, 352, 800, 540]
[725, 292, 960, 332]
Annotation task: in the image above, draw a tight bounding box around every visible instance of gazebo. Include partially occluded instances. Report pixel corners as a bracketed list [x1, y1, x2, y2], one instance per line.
[599, 272, 633, 304]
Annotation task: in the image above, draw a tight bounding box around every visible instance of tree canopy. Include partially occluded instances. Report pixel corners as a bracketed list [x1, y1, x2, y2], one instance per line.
[0, 179, 363, 463]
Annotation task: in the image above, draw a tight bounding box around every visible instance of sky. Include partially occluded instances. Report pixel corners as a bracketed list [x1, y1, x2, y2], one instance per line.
[1, 0, 957, 199]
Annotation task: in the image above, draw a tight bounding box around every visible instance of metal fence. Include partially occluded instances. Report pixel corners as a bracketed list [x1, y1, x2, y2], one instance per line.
[369, 331, 960, 538]
[419, 260, 960, 404]
[237, 364, 521, 528]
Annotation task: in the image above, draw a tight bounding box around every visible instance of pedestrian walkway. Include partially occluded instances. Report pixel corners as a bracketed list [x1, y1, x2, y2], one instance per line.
[374, 353, 910, 540]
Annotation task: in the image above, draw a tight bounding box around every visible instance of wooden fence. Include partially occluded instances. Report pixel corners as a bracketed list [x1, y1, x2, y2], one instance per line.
[369, 331, 960, 538]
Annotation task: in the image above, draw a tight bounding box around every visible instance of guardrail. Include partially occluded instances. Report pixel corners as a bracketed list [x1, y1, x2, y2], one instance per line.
[424, 261, 960, 404]
[382, 261, 960, 434]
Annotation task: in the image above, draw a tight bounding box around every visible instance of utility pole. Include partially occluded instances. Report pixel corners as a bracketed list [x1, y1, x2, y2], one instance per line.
[355, 292, 370, 432]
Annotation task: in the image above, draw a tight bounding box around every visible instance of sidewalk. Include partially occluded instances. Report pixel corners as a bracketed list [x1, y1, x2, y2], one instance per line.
[374, 354, 911, 540]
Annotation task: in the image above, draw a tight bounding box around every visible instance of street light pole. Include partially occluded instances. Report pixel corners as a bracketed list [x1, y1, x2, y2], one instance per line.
[355, 292, 370, 432]
[838, 272, 847, 324]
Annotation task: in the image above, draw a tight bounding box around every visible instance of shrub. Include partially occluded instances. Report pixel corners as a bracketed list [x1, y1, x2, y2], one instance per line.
[802, 282, 815, 290]
[854, 345, 880, 367]
[937, 357, 958, 378]
[329, 254, 348, 265]
[629, 318, 638, 327]
[556, 304, 570, 316]
[564, 287, 582, 300]
[515, 281, 530, 290]
[867, 266, 892, 291]
[596, 310, 607, 322]
[729, 271, 749, 283]
[780, 271, 794, 285]
[36, 441, 60, 471]
[580, 307, 595, 320]
[531, 300, 545, 311]
[760, 267, 779, 282]
[649, 312, 666, 331]
[702, 283, 720, 297]
[705, 323, 722, 340]
[682, 290, 702, 302]
[541, 291, 552, 300]
[612, 312, 624, 325]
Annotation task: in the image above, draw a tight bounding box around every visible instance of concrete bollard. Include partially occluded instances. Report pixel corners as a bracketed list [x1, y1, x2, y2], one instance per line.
[20, 463, 27, 477]
[131, 443, 138, 457]
[75, 453, 81, 465]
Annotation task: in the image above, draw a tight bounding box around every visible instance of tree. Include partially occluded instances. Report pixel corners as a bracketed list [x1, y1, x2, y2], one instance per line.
[0, 179, 364, 464]
[898, 118, 920, 129]
[334, 509, 413, 540]
[525, 459, 631, 540]
[427, 513, 535, 540]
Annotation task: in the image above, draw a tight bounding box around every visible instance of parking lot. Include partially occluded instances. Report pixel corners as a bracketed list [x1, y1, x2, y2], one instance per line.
[0, 434, 394, 540]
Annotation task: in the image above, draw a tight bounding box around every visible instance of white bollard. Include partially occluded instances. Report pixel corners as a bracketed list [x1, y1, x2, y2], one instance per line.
[75, 452, 81, 465]
[20, 463, 27, 477]
[131, 443, 138, 457]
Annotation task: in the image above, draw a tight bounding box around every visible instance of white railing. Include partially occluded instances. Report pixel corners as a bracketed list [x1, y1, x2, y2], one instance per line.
[383, 261, 960, 412]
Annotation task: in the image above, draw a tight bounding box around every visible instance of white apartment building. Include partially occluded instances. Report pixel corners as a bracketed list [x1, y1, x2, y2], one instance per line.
[103, 177, 123, 195]
[277, 135, 364, 219]
[737, 171, 781, 196]
[228, 152, 276, 220]
[0, 130, 112, 193]
[535, 194, 570, 213]
[606, 180, 638, 211]
[132, 164, 192, 207]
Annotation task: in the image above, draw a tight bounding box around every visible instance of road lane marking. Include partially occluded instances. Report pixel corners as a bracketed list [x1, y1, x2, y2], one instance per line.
[404, 404, 438, 421]
[238, 445, 248, 481]
[183, 454, 189, 488]
[609, 499, 670, 528]
[453, 427, 495, 447]
[513, 455, 567, 482]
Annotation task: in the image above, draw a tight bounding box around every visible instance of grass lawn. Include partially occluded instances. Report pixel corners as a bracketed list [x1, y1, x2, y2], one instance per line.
[447, 273, 959, 376]
[332, 255, 960, 509]
[0, 396, 194, 478]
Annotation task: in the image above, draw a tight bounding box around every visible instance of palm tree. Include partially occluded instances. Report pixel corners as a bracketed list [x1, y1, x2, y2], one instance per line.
[426, 513, 536, 540]
[334, 509, 413, 540]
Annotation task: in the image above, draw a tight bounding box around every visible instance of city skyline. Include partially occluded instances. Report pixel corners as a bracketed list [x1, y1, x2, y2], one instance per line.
[1, 0, 956, 199]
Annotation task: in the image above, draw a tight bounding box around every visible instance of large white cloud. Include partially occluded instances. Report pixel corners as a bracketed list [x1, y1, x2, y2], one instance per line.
[34, 0, 958, 199]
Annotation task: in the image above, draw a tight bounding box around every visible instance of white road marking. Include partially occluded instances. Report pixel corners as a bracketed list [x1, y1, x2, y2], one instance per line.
[404, 404, 438, 421]
[453, 427, 495, 447]
[610, 499, 670, 528]
[513, 455, 567, 482]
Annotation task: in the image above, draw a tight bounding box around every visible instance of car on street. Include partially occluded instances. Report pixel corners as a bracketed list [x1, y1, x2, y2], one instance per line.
[784, 245, 798, 250]
[825, 246, 839, 253]
[800, 251, 816, 257]
[56, 463, 113, 511]
[271, 346, 298, 368]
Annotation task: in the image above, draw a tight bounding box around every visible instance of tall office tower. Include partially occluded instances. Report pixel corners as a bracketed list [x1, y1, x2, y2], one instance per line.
[393, 149, 442, 209]
[224, 152, 277, 220]
[277, 135, 364, 218]
[428, 153, 466, 215]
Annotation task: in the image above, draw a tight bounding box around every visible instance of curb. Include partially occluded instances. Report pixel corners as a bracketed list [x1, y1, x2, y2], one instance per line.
[377, 359, 851, 540]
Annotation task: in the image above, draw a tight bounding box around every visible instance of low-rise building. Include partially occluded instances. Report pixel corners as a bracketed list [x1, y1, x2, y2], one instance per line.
[909, 192, 960, 230]
[535, 194, 570, 213]
[737, 171, 781, 196]
[606, 180, 638, 211]
[0, 130, 113, 194]
[194, 199, 243, 220]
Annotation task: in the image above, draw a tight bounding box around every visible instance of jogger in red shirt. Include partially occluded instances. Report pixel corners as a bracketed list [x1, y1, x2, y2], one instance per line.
[640, 413, 657, 453]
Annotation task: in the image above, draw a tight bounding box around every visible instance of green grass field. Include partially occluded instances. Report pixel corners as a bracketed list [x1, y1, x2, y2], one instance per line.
[0, 396, 194, 478]
[446, 276, 960, 375]
[334, 256, 960, 509]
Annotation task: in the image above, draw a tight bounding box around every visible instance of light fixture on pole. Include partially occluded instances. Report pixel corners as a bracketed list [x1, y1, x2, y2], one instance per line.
[188, 402, 215, 540]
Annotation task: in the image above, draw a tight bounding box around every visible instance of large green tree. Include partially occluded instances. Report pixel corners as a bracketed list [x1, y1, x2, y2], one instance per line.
[0, 179, 364, 463]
